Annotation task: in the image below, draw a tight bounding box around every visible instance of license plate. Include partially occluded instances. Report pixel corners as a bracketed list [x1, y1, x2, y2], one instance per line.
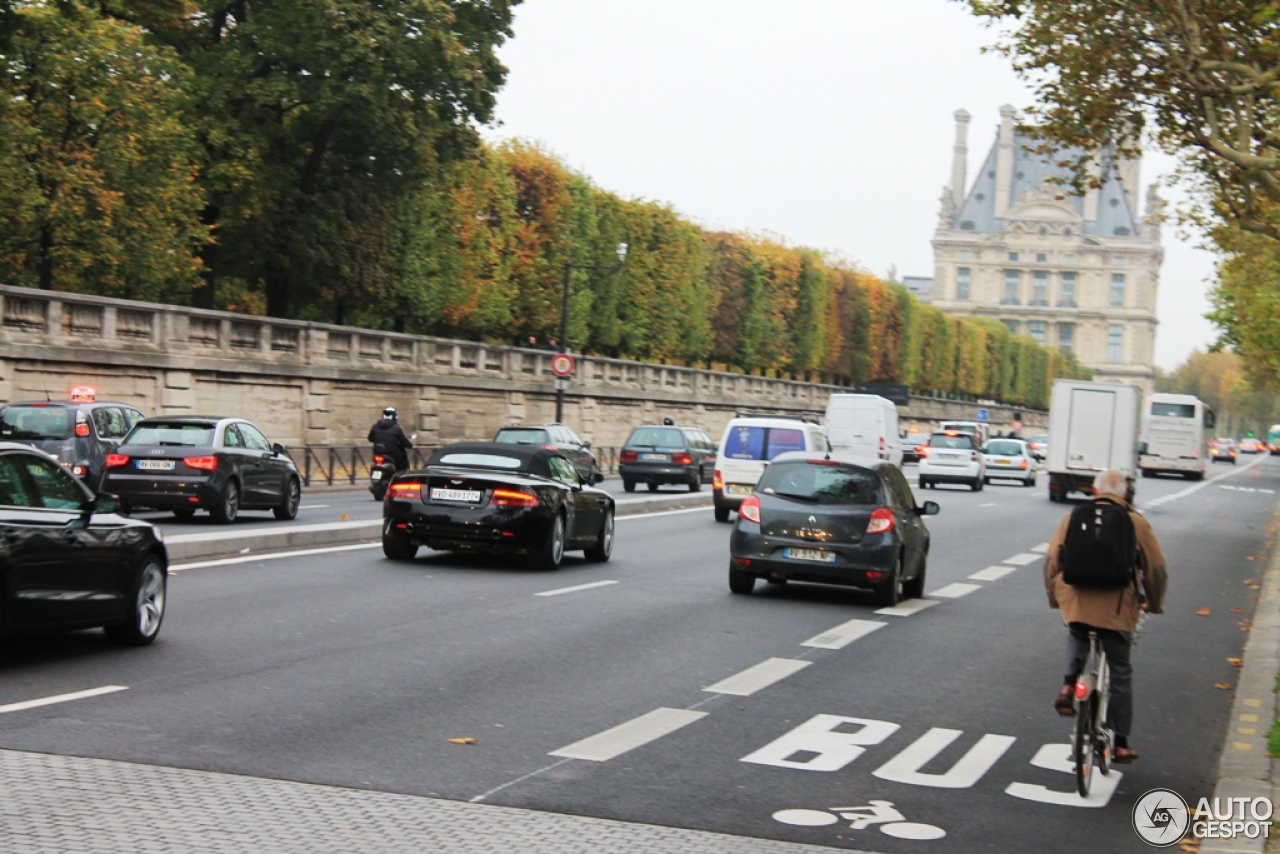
[371, 470, 382, 480]
[641, 453, 666, 461]
[137, 460, 175, 471]
[430, 488, 482, 503]
[996, 458, 1011, 465]
[784, 548, 836, 563]
[725, 483, 753, 496]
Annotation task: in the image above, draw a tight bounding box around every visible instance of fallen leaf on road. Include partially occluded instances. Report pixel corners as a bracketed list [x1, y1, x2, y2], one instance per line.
[448, 737, 476, 745]
[1231, 608, 1244, 614]
[1244, 579, 1254, 585]
[1247, 556, 1257, 561]
[1196, 608, 1211, 616]
[342, 513, 349, 521]
[1216, 683, 1233, 690]
[1228, 658, 1244, 667]
[1241, 620, 1254, 631]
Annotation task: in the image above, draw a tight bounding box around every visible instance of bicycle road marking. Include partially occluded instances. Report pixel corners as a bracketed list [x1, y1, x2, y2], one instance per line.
[802, 619, 885, 650]
[703, 658, 812, 696]
[0, 685, 129, 714]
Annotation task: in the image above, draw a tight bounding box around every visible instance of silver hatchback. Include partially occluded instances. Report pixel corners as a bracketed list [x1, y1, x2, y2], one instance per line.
[983, 438, 1037, 487]
[917, 431, 985, 491]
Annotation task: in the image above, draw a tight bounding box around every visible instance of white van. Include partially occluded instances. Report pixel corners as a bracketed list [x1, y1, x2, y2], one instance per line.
[824, 394, 902, 467]
[714, 415, 828, 522]
[939, 420, 990, 449]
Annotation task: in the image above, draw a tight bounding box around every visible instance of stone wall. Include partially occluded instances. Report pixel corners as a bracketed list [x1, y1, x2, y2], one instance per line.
[0, 285, 1045, 448]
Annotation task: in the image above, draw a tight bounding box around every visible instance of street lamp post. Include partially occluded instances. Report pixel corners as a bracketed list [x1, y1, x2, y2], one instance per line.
[555, 242, 627, 423]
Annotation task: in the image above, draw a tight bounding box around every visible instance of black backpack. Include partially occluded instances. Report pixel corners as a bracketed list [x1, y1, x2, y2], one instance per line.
[1061, 500, 1137, 590]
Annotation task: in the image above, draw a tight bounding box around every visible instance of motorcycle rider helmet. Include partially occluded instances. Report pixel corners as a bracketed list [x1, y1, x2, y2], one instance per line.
[382, 407, 397, 420]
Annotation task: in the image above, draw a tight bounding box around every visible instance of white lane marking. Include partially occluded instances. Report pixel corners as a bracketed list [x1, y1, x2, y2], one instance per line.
[970, 565, 1017, 582]
[1003, 553, 1042, 566]
[171, 543, 379, 572]
[549, 708, 708, 761]
[0, 685, 128, 714]
[703, 658, 811, 696]
[802, 619, 885, 650]
[875, 599, 940, 617]
[1138, 453, 1266, 511]
[929, 583, 981, 599]
[1030, 543, 1049, 553]
[298, 504, 330, 510]
[616, 507, 712, 521]
[979, 502, 997, 508]
[536, 580, 619, 597]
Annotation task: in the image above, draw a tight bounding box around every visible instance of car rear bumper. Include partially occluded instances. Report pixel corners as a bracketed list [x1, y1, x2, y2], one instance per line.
[102, 473, 219, 509]
[618, 463, 697, 485]
[384, 505, 548, 552]
[985, 465, 1034, 478]
[917, 463, 981, 482]
[730, 528, 897, 586]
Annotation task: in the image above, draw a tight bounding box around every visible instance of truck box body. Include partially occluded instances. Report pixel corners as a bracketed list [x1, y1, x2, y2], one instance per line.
[1046, 379, 1141, 502]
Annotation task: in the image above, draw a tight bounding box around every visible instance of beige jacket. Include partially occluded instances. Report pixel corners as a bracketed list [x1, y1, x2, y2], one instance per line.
[1044, 493, 1167, 632]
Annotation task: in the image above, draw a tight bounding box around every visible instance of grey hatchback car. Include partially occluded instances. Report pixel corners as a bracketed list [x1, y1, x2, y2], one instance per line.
[0, 397, 145, 492]
[617, 422, 717, 492]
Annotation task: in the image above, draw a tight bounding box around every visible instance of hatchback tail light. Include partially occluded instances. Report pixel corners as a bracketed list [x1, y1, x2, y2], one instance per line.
[106, 453, 130, 468]
[489, 488, 539, 508]
[879, 436, 886, 452]
[184, 456, 217, 471]
[619, 450, 638, 463]
[1019, 458, 1029, 469]
[672, 452, 693, 466]
[75, 423, 90, 437]
[970, 451, 978, 461]
[866, 507, 895, 534]
[739, 495, 762, 524]
[917, 446, 928, 457]
[388, 482, 422, 500]
[713, 469, 723, 490]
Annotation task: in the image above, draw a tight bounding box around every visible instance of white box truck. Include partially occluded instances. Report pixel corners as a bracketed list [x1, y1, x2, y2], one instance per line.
[1046, 379, 1142, 503]
[824, 394, 902, 466]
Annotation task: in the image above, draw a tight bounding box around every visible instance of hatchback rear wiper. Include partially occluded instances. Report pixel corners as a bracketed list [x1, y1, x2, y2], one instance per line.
[770, 491, 819, 502]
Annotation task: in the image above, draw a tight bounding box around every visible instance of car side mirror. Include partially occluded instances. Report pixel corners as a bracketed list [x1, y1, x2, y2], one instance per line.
[917, 501, 940, 516]
[88, 493, 126, 516]
[582, 440, 592, 450]
[1137, 442, 1149, 455]
[591, 471, 605, 485]
[273, 443, 288, 457]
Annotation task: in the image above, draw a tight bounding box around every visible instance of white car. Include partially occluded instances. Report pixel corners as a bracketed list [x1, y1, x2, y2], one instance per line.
[917, 431, 985, 491]
[983, 438, 1037, 487]
[714, 415, 829, 522]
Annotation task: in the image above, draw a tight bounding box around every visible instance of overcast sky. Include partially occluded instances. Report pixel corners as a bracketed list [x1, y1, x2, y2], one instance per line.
[485, 0, 1217, 371]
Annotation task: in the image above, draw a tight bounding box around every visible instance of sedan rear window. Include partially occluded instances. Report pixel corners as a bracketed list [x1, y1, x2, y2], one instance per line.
[758, 461, 882, 505]
[723, 426, 808, 461]
[626, 427, 685, 450]
[986, 440, 1023, 455]
[494, 428, 550, 445]
[126, 423, 215, 447]
[0, 405, 72, 440]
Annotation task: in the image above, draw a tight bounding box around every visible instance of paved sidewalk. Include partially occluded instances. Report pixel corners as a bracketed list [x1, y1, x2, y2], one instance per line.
[0, 749, 860, 854]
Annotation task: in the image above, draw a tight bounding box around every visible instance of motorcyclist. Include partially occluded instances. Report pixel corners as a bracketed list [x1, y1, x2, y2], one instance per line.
[368, 407, 413, 471]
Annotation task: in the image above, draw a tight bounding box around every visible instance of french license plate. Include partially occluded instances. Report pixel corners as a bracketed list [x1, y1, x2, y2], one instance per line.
[431, 488, 481, 503]
[996, 458, 1011, 465]
[784, 548, 836, 563]
[725, 483, 752, 496]
[371, 470, 382, 480]
[641, 453, 666, 461]
[137, 460, 175, 471]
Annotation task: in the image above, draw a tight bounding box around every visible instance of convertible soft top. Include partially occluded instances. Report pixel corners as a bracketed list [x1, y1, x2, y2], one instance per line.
[425, 442, 567, 478]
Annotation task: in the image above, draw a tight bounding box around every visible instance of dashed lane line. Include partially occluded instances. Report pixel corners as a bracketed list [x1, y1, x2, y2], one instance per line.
[703, 658, 812, 697]
[0, 685, 128, 714]
[929, 582, 982, 599]
[535, 580, 619, 597]
[802, 619, 885, 650]
[1140, 453, 1267, 510]
[875, 599, 940, 617]
[1003, 553, 1042, 566]
[171, 543, 379, 572]
[549, 708, 708, 762]
[1031, 542, 1049, 553]
[970, 565, 1018, 582]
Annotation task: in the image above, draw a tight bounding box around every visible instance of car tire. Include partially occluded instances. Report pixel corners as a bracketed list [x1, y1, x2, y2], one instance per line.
[983, 477, 991, 486]
[902, 551, 927, 599]
[104, 556, 166, 646]
[688, 476, 702, 493]
[274, 476, 301, 520]
[874, 559, 901, 607]
[623, 479, 635, 493]
[535, 513, 566, 570]
[919, 479, 929, 489]
[1024, 477, 1035, 487]
[382, 527, 418, 561]
[584, 510, 614, 562]
[172, 508, 196, 520]
[970, 478, 981, 492]
[647, 482, 659, 493]
[210, 479, 240, 524]
[714, 504, 731, 523]
[729, 564, 756, 595]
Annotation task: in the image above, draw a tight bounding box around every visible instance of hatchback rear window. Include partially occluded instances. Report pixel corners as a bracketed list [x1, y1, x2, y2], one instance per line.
[758, 461, 882, 505]
[626, 427, 685, 450]
[494, 428, 550, 445]
[723, 426, 808, 461]
[986, 441, 1023, 455]
[929, 434, 975, 450]
[0, 405, 73, 440]
[126, 422, 215, 447]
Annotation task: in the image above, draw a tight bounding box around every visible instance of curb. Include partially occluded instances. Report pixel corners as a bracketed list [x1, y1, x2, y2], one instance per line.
[166, 493, 714, 563]
[1200, 507, 1280, 854]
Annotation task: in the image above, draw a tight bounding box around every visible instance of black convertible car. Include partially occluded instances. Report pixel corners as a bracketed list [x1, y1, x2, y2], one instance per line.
[381, 442, 615, 569]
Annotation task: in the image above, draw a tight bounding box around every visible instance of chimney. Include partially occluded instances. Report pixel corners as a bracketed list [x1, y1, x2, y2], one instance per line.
[994, 104, 1016, 217]
[951, 109, 971, 207]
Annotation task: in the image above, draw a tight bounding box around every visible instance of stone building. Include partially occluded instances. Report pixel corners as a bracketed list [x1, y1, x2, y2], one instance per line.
[923, 105, 1163, 393]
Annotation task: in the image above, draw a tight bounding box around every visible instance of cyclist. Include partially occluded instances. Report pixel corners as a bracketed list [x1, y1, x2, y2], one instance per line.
[367, 406, 413, 471]
[1044, 468, 1167, 763]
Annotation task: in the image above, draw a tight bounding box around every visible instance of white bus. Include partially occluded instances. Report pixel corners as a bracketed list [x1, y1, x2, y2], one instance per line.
[1139, 393, 1214, 480]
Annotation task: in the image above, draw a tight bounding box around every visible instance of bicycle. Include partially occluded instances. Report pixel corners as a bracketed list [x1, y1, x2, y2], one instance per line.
[1072, 630, 1112, 797]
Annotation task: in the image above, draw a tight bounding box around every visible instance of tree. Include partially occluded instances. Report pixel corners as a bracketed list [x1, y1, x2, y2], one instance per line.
[965, 1, 1280, 240]
[1208, 223, 1280, 391]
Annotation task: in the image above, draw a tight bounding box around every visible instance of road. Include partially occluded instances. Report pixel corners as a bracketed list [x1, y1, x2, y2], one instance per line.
[1, 455, 1275, 852]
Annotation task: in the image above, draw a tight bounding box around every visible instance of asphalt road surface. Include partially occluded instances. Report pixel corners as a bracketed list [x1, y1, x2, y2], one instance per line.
[2, 455, 1275, 852]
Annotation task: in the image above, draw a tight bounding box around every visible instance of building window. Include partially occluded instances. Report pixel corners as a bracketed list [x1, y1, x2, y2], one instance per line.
[1002, 319, 1020, 335]
[958, 249, 971, 261]
[1063, 228, 1073, 238]
[1003, 269, 1020, 304]
[1008, 252, 1019, 262]
[1032, 271, 1048, 305]
[955, 267, 970, 300]
[1059, 272, 1076, 307]
[1111, 273, 1126, 306]
[1058, 323, 1074, 353]
[1064, 253, 1076, 264]
[1107, 325, 1124, 362]
[1029, 321, 1046, 346]
[1036, 253, 1047, 263]
[1114, 256, 1126, 267]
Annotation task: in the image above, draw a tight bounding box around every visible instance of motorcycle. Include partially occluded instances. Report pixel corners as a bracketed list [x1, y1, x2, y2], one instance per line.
[369, 435, 416, 501]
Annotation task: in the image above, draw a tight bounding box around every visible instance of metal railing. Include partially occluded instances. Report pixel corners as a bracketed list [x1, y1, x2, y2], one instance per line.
[296, 445, 626, 486]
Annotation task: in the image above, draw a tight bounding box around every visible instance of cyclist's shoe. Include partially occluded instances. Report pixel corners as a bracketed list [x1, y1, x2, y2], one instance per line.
[1054, 684, 1075, 716]
[1114, 745, 1139, 763]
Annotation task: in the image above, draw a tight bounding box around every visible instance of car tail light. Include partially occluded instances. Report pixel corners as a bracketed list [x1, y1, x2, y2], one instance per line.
[672, 452, 693, 466]
[619, 450, 638, 463]
[739, 495, 762, 524]
[540, 444, 557, 451]
[879, 436, 886, 452]
[71, 464, 88, 476]
[732, 556, 752, 568]
[490, 488, 539, 508]
[374, 454, 385, 466]
[1019, 458, 1029, 469]
[106, 453, 130, 468]
[388, 482, 422, 500]
[866, 507, 895, 534]
[970, 451, 977, 461]
[865, 570, 886, 581]
[184, 456, 218, 471]
[75, 423, 90, 437]
[714, 469, 723, 490]
[917, 446, 928, 457]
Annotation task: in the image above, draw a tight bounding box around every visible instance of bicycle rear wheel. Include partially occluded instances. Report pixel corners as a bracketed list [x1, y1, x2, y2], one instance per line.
[1074, 693, 1095, 797]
